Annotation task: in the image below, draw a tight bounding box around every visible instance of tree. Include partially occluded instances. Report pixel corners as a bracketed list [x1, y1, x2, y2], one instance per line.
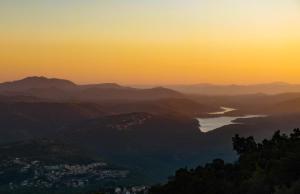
[150, 129, 300, 194]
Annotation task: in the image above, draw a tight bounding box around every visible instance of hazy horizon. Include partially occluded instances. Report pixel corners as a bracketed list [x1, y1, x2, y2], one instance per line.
[1, 0, 300, 85]
[2, 75, 300, 87]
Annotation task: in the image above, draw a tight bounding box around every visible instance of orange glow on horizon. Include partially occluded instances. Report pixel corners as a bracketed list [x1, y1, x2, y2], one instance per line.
[1, 0, 300, 85]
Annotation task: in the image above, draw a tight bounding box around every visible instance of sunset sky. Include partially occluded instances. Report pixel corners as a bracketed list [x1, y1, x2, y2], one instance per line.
[1, 0, 300, 85]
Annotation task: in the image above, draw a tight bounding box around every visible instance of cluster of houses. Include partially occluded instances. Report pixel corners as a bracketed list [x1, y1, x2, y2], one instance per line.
[114, 185, 149, 194]
[107, 114, 153, 131]
[0, 157, 129, 190]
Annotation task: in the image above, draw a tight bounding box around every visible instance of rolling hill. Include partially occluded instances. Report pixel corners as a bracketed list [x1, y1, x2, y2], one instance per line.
[0, 77, 184, 102]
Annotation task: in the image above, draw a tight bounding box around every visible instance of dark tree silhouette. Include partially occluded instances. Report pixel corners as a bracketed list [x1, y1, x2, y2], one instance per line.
[150, 129, 300, 194]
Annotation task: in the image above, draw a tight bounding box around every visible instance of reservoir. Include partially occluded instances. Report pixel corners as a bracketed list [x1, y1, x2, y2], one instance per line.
[197, 107, 266, 133]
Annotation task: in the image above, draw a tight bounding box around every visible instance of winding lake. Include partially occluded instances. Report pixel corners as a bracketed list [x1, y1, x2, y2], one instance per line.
[197, 107, 266, 133]
[209, 107, 237, 115]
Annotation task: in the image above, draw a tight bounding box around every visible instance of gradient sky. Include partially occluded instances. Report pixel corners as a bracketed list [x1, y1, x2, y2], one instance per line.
[1, 0, 300, 84]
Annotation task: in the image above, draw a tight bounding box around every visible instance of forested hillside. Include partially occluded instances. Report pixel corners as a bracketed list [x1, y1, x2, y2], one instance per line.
[150, 129, 300, 194]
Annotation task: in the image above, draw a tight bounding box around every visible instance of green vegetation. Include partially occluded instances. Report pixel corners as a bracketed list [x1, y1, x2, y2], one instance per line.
[150, 129, 300, 194]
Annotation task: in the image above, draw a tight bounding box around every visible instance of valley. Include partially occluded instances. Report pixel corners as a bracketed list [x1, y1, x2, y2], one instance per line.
[0, 77, 300, 193]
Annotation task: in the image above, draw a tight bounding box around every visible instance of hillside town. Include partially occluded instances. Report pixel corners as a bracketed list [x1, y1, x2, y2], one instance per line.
[107, 113, 153, 131]
[113, 185, 149, 194]
[0, 157, 129, 190]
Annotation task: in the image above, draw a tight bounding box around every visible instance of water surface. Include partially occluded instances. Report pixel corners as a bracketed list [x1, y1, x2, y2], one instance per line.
[197, 107, 266, 133]
[209, 107, 236, 115]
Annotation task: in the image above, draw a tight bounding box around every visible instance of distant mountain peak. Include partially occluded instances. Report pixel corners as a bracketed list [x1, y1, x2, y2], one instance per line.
[0, 76, 77, 91]
[99, 83, 121, 87]
[0, 76, 184, 101]
[19, 76, 76, 85]
[82, 83, 123, 89]
[148, 86, 182, 94]
[22, 76, 48, 80]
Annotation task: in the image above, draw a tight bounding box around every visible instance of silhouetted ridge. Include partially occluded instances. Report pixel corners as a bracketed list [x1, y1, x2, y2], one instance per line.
[169, 82, 300, 95]
[0, 76, 77, 91]
[82, 83, 123, 89]
[0, 76, 184, 101]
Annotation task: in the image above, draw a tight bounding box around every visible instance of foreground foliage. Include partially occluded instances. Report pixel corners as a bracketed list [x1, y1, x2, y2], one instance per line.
[150, 129, 300, 194]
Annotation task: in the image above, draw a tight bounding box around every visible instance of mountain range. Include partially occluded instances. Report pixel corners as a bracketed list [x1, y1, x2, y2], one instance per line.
[1, 76, 300, 192]
[0, 76, 183, 102]
[167, 82, 300, 95]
